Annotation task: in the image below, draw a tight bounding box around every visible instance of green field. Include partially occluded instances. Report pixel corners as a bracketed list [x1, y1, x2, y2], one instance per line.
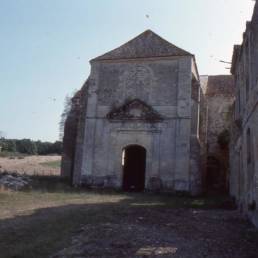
[39, 160, 61, 168]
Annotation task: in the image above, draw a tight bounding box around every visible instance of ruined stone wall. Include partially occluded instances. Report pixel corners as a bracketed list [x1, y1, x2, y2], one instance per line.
[72, 83, 89, 184]
[200, 75, 234, 192]
[61, 88, 84, 179]
[205, 76, 234, 155]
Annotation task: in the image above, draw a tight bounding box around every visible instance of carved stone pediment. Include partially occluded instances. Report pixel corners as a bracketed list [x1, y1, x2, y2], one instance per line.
[107, 99, 163, 122]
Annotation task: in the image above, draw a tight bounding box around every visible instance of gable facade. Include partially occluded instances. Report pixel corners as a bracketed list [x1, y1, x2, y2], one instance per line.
[62, 30, 202, 195]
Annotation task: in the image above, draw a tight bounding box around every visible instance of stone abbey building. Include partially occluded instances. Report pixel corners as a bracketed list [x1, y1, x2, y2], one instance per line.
[62, 2, 258, 229]
[62, 30, 203, 195]
[61, 30, 235, 197]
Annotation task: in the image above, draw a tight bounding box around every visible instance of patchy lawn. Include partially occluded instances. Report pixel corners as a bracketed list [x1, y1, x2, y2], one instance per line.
[39, 160, 61, 169]
[0, 180, 257, 258]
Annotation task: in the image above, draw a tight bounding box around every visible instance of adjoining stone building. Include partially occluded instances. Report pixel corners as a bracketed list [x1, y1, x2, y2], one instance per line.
[200, 75, 234, 193]
[230, 2, 258, 228]
[61, 30, 202, 195]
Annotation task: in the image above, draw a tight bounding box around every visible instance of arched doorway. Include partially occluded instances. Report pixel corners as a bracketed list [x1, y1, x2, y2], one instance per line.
[122, 145, 146, 192]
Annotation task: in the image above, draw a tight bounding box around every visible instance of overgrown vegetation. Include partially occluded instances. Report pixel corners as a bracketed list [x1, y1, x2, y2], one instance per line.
[59, 95, 73, 140]
[0, 138, 62, 155]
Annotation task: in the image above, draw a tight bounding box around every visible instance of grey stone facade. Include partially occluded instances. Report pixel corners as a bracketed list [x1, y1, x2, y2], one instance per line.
[230, 2, 258, 228]
[61, 30, 202, 195]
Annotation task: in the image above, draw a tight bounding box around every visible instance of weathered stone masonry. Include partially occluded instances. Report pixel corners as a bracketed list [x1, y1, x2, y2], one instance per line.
[62, 30, 202, 195]
[230, 1, 258, 228]
[200, 75, 234, 193]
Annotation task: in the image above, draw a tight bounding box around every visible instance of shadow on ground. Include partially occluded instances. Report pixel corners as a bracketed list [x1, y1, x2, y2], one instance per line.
[0, 179, 257, 258]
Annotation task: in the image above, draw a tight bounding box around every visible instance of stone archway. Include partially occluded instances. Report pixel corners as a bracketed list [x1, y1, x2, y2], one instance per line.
[122, 145, 146, 192]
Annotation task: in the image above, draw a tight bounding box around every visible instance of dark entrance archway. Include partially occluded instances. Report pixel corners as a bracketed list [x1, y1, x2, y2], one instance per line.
[122, 145, 146, 192]
[206, 156, 228, 193]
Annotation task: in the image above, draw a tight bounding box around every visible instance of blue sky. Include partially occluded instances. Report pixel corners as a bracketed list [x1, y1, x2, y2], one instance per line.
[0, 0, 255, 141]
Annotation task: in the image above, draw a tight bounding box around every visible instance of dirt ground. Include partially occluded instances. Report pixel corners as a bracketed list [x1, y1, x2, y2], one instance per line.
[52, 206, 258, 258]
[0, 155, 61, 175]
[0, 184, 257, 258]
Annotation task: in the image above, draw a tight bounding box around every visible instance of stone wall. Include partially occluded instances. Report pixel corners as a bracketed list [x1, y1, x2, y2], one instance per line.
[230, 2, 258, 228]
[61, 88, 84, 180]
[200, 75, 234, 192]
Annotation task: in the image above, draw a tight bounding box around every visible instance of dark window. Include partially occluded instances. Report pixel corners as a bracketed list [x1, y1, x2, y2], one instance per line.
[238, 89, 241, 115]
[245, 40, 250, 101]
[247, 128, 251, 164]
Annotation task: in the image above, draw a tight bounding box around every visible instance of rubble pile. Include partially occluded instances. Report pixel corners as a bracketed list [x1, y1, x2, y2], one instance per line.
[0, 171, 31, 191]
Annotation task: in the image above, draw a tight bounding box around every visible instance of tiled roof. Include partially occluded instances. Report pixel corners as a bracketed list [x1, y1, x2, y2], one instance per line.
[91, 30, 192, 61]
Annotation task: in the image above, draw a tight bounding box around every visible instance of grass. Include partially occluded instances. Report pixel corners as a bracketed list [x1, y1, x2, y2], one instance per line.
[39, 160, 61, 168]
[0, 178, 237, 258]
[0, 188, 129, 258]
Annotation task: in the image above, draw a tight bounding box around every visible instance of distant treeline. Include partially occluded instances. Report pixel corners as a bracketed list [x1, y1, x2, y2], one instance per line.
[0, 138, 62, 155]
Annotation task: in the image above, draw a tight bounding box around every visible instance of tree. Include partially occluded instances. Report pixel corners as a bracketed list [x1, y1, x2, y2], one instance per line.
[2, 139, 17, 152]
[50, 141, 63, 154]
[35, 140, 62, 155]
[59, 95, 73, 141]
[16, 139, 37, 154]
[35, 141, 52, 155]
